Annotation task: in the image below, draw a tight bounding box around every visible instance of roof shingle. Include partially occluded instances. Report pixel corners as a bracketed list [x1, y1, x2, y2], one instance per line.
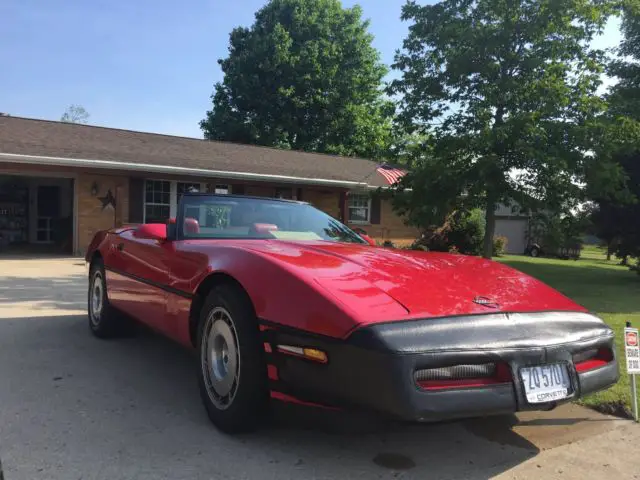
[0, 116, 391, 188]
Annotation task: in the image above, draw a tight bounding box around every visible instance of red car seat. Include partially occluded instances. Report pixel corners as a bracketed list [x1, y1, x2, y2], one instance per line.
[184, 217, 200, 235]
[249, 223, 278, 236]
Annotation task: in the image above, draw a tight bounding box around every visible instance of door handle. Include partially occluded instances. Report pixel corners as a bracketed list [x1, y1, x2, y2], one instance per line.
[117, 243, 124, 251]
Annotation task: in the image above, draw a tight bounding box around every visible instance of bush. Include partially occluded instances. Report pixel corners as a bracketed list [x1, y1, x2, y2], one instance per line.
[447, 209, 485, 255]
[412, 209, 485, 255]
[493, 235, 508, 256]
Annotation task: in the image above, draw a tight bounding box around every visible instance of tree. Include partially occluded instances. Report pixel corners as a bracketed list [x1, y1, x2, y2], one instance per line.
[60, 105, 90, 124]
[389, 0, 617, 258]
[590, 201, 626, 259]
[589, 2, 640, 268]
[590, 149, 640, 264]
[200, 0, 393, 159]
[387, 129, 433, 169]
[608, 0, 640, 120]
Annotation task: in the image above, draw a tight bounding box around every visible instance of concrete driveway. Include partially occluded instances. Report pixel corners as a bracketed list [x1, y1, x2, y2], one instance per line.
[0, 258, 637, 480]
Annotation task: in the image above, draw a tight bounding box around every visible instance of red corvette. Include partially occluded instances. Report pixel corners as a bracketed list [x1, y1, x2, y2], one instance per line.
[85, 193, 619, 433]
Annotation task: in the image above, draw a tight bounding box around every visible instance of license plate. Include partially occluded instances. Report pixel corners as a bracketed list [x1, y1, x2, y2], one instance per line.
[520, 364, 571, 404]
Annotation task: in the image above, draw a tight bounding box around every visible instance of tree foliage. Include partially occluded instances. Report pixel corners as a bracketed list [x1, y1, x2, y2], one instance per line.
[591, 151, 640, 264]
[60, 104, 89, 124]
[387, 129, 433, 169]
[590, 196, 630, 258]
[590, 1, 640, 268]
[608, 0, 640, 120]
[532, 207, 592, 254]
[389, 0, 618, 258]
[200, 0, 393, 159]
[442, 209, 486, 255]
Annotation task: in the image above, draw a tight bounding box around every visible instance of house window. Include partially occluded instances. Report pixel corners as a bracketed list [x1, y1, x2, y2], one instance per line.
[177, 182, 201, 201]
[214, 184, 230, 194]
[348, 194, 371, 224]
[177, 182, 202, 221]
[144, 180, 171, 223]
[143, 180, 206, 222]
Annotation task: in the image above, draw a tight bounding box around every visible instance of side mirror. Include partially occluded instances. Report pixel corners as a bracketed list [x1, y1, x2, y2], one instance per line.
[134, 223, 168, 241]
[360, 234, 376, 247]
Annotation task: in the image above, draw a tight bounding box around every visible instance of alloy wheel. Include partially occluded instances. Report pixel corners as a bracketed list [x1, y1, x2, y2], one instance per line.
[201, 307, 241, 410]
[90, 271, 104, 326]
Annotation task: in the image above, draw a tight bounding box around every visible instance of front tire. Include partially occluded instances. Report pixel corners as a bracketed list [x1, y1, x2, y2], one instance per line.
[197, 283, 269, 434]
[88, 260, 132, 338]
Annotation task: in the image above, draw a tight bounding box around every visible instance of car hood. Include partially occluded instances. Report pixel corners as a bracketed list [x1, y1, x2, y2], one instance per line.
[244, 240, 585, 322]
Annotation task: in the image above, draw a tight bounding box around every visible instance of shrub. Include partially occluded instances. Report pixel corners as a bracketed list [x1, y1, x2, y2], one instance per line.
[410, 209, 485, 255]
[447, 209, 485, 255]
[414, 209, 485, 255]
[408, 242, 429, 251]
[493, 235, 508, 256]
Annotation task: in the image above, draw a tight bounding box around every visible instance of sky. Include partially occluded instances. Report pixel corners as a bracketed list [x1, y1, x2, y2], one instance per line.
[0, 0, 623, 139]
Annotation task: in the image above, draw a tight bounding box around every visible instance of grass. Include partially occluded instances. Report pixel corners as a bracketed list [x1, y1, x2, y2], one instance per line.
[497, 245, 640, 417]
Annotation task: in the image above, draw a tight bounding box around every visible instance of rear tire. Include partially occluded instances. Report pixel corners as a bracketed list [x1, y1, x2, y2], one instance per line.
[197, 283, 269, 434]
[88, 259, 134, 338]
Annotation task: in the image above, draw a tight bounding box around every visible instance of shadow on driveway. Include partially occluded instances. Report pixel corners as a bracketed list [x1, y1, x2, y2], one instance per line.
[0, 313, 542, 480]
[0, 274, 86, 312]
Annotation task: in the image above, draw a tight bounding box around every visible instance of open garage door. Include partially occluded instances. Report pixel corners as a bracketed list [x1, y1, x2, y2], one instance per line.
[494, 218, 528, 255]
[0, 175, 74, 255]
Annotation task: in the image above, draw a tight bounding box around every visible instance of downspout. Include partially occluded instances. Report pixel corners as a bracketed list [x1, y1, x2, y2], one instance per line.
[339, 190, 349, 223]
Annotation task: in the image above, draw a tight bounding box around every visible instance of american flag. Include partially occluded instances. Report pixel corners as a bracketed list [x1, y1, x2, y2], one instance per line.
[376, 164, 406, 185]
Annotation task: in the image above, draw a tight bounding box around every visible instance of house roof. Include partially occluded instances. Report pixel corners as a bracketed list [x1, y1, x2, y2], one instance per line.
[0, 116, 397, 189]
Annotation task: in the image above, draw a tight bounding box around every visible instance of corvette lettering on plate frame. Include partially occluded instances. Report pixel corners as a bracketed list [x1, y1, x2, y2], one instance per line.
[520, 364, 571, 404]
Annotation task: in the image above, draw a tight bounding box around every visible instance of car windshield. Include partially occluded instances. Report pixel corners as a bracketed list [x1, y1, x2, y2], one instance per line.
[179, 195, 367, 244]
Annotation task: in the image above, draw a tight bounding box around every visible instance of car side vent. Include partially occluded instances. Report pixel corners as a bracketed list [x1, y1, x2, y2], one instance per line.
[415, 363, 496, 381]
[415, 362, 512, 391]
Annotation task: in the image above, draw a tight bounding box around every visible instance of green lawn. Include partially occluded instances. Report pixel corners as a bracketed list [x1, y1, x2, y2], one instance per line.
[497, 245, 640, 417]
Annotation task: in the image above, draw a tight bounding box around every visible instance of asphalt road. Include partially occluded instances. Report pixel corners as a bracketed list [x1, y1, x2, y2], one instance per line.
[0, 258, 637, 480]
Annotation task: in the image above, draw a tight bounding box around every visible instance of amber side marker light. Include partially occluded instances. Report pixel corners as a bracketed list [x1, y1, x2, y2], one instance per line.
[277, 345, 328, 364]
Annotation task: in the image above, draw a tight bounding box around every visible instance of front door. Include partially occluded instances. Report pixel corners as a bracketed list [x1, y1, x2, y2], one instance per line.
[36, 185, 60, 243]
[106, 231, 173, 336]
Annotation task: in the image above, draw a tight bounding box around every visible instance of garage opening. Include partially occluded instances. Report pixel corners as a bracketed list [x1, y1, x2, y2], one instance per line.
[0, 175, 75, 255]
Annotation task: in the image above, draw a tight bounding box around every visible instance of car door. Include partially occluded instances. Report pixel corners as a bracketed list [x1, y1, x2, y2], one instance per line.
[161, 240, 210, 346]
[108, 230, 173, 336]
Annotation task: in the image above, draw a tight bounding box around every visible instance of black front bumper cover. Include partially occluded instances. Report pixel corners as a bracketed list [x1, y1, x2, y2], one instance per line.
[262, 311, 619, 422]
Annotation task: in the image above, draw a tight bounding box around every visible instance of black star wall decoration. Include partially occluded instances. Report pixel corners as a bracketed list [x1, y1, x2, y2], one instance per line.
[99, 189, 116, 211]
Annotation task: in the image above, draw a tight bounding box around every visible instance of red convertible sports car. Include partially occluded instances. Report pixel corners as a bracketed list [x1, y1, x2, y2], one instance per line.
[85, 193, 619, 433]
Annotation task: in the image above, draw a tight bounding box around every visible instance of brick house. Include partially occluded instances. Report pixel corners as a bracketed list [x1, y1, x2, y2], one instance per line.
[0, 116, 419, 255]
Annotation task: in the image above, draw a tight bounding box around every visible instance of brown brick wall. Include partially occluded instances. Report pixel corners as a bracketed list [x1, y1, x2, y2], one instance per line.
[77, 173, 129, 254]
[301, 188, 419, 245]
[75, 176, 419, 251]
[347, 199, 419, 247]
[244, 184, 275, 197]
[0, 162, 418, 252]
[303, 188, 341, 219]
